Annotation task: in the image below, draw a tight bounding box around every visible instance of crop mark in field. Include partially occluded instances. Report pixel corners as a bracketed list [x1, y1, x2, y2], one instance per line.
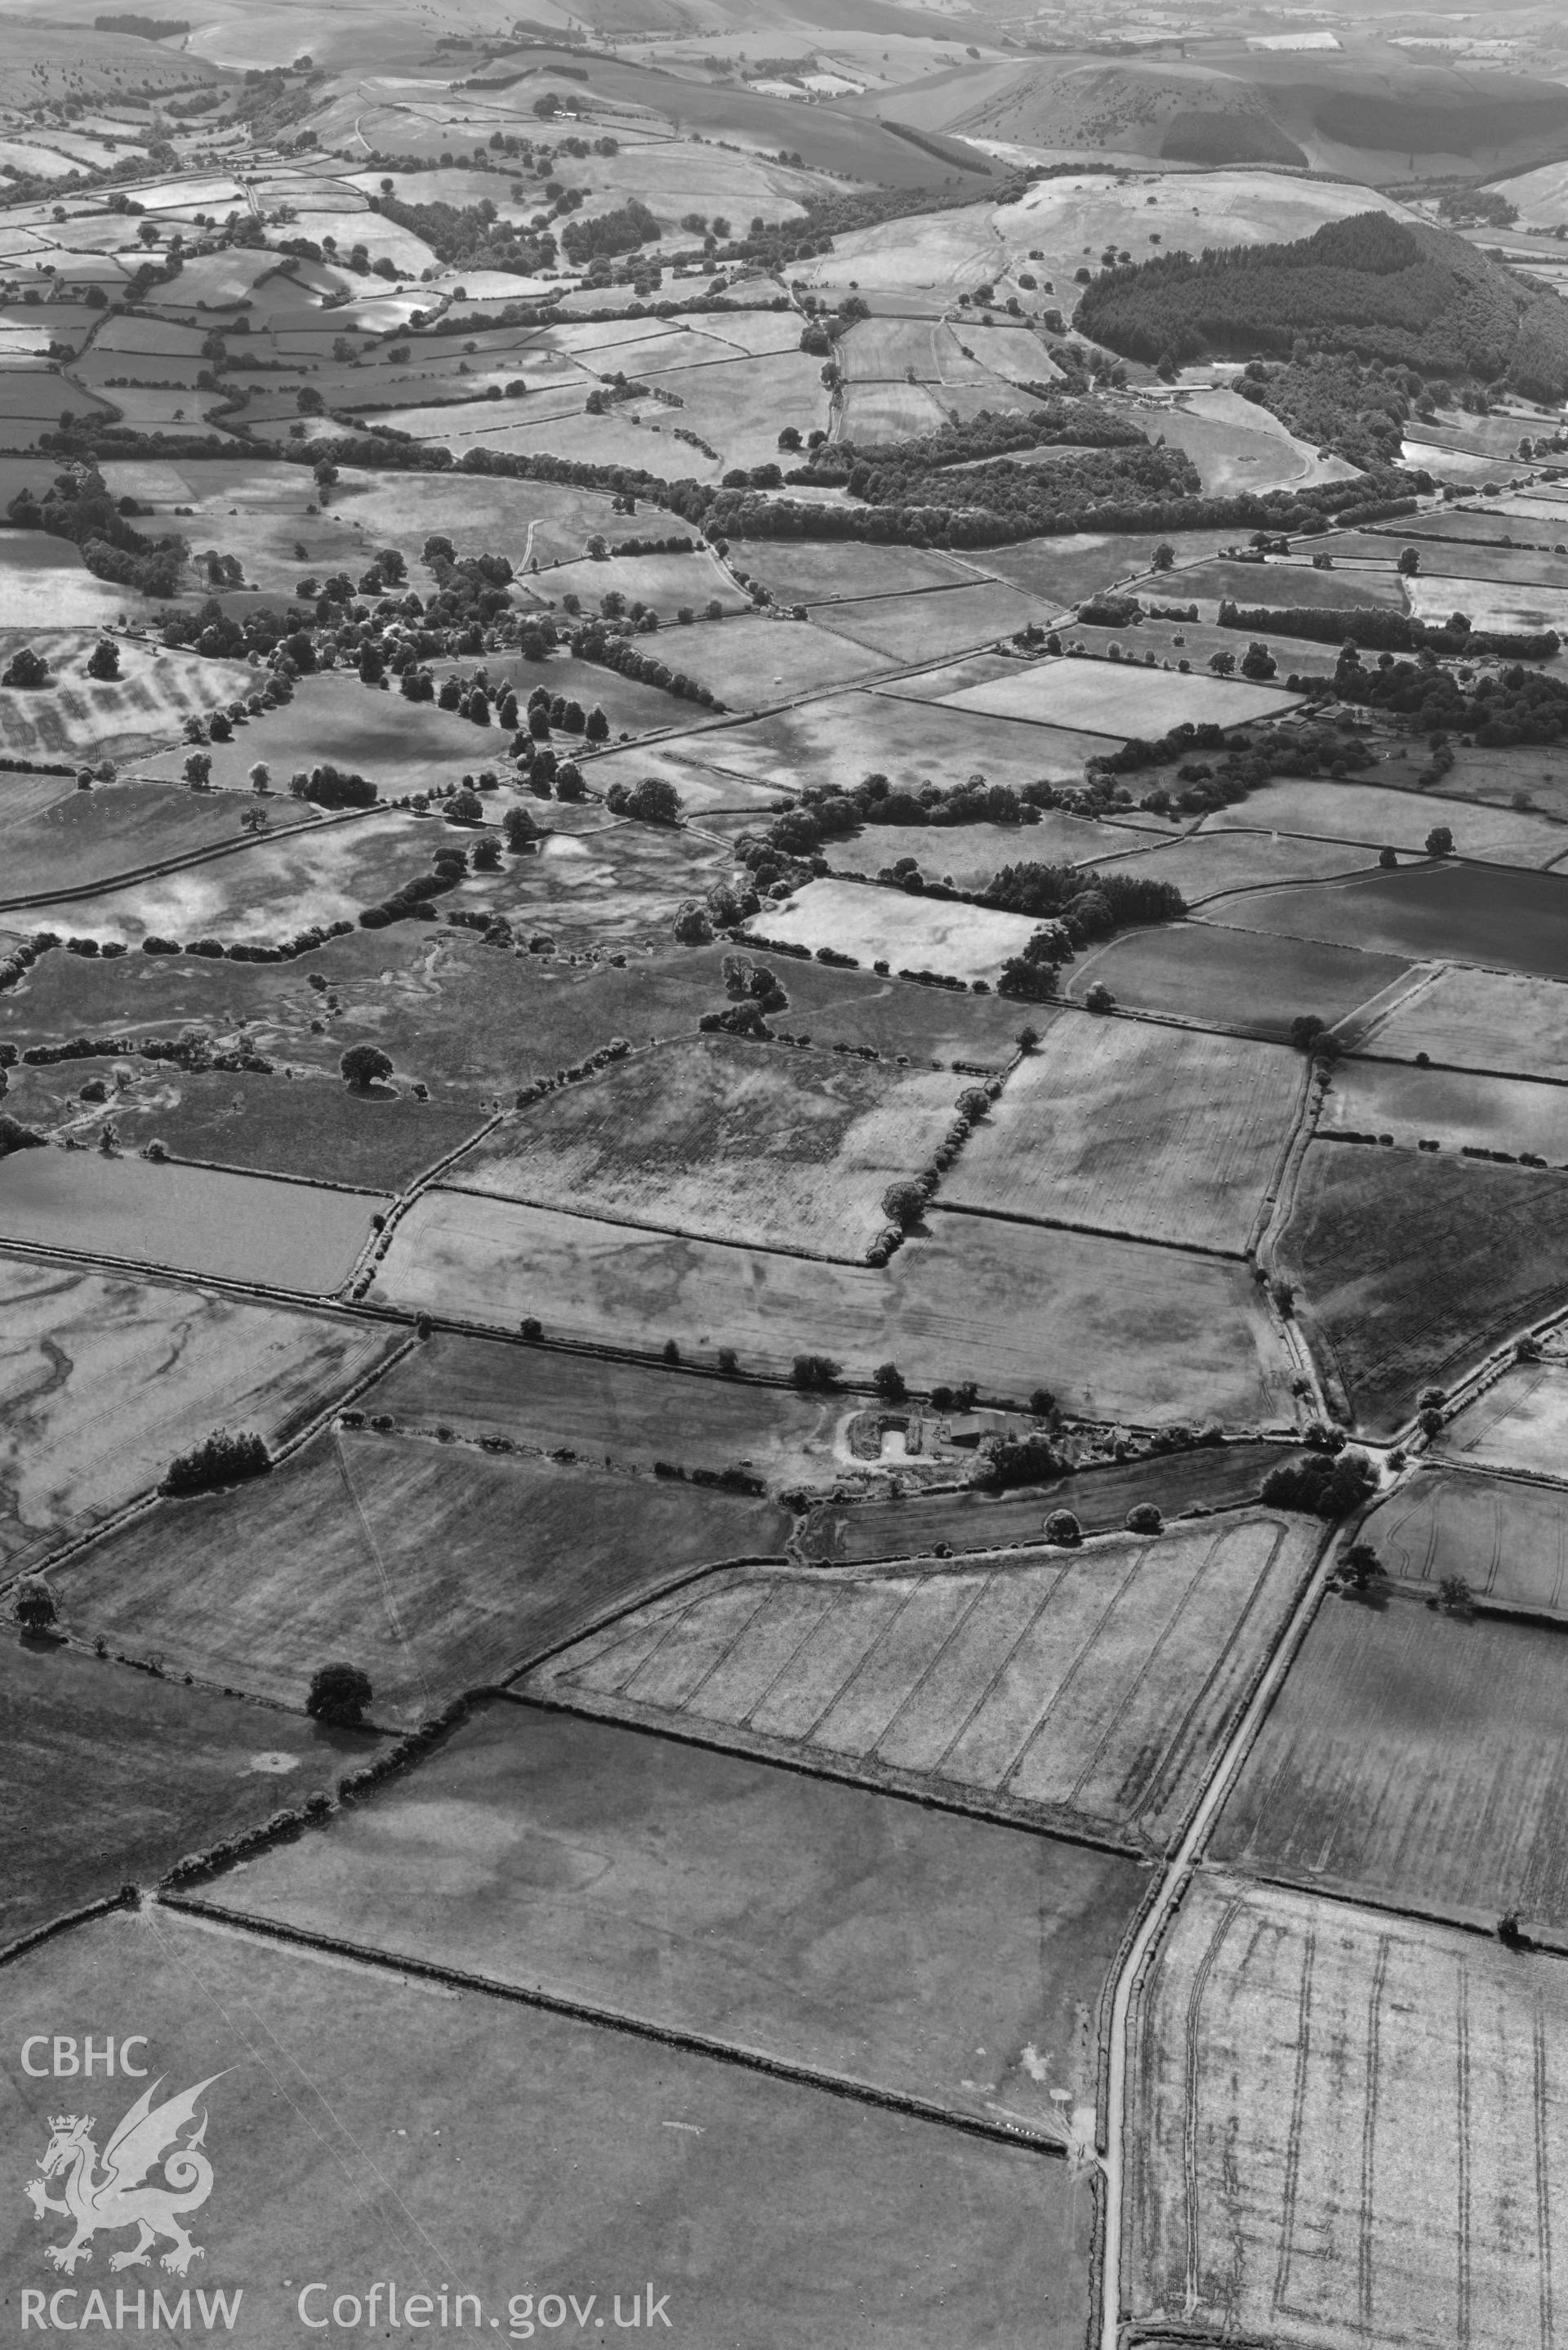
[1535, 1995, 1556, 2350]
[1456, 1960, 1472, 2350]
[331, 1431, 434, 1716]
[1183, 1897, 1239, 2319]
[1272, 1924, 1316, 2319]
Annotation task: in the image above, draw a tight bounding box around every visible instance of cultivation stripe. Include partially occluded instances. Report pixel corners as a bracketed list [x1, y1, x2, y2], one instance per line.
[434, 1181, 889, 1267]
[157, 1895, 1072, 2156]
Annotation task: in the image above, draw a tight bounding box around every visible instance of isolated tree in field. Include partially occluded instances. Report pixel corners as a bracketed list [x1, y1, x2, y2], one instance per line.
[248, 760, 270, 793]
[86, 639, 120, 681]
[1425, 825, 1454, 856]
[14, 1576, 57, 1633]
[1343, 1541, 1384, 1592]
[1437, 1573, 1472, 1615]
[1207, 649, 1236, 678]
[502, 805, 539, 852]
[184, 751, 212, 788]
[1240, 640, 1276, 680]
[306, 1661, 373, 1728]
[882, 1179, 928, 1232]
[1151, 542, 1174, 571]
[1396, 546, 1420, 576]
[339, 1043, 392, 1089]
[3, 645, 50, 689]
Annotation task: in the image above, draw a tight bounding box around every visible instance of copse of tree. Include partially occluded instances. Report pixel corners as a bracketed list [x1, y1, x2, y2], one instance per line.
[14, 1576, 58, 1632]
[288, 763, 377, 809]
[561, 198, 660, 265]
[791, 1354, 840, 1392]
[340, 1043, 393, 1088]
[1075, 210, 1568, 398]
[161, 1428, 272, 1498]
[980, 1431, 1065, 1490]
[982, 861, 1187, 941]
[305, 1660, 373, 1726]
[1261, 1447, 1376, 1519]
[606, 775, 682, 825]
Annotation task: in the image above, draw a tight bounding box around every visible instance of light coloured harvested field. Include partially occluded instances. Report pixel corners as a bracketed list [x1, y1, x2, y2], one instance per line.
[1361, 1462, 1568, 1611]
[724, 537, 977, 604]
[1214, 1589, 1568, 1927]
[1406, 573, 1568, 633]
[938, 657, 1299, 736]
[1128, 1870, 1568, 2350]
[449, 1034, 960, 1260]
[814, 581, 1051, 662]
[639, 613, 893, 708]
[1165, 555, 1410, 613]
[527, 1513, 1321, 1852]
[0, 1909, 1084, 2350]
[0, 1260, 390, 1574]
[530, 546, 743, 619]
[1205, 778, 1568, 866]
[60, 1430, 790, 1728]
[943, 1016, 1303, 1252]
[0, 646, 260, 767]
[1091, 829, 1374, 903]
[747, 875, 1040, 983]
[1147, 388, 1357, 496]
[840, 317, 977, 381]
[372, 1191, 1299, 1427]
[1321, 1060, 1568, 1162]
[840, 380, 952, 441]
[684, 689, 1103, 794]
[1361, 965, 1568, 1080]
[0, 535, 134, 629]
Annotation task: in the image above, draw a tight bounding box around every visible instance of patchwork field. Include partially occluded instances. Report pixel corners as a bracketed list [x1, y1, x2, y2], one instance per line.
[448, 1034, 960, 1260]
[1213, 1589, 1568, 1930]
[1361, 1464, 1568, 1613]
[1321, 1061, 1568, 1163]
[1064, 923, 1408, 1040]
[724, 538, 978, 607]
[0, 1148, 381, 1293]
[813, 582, 1048, 663]
[0, 1260, 391, 1574]
[374, 1190, 1298, 1425]
[0, 775, 323, 905]
[1276, 1144, 1568, 1434]
[2, 1641, 380, 1946]
[59, 1429, 791, 1728]
[802, 1443, 1291, 1564]
[1203, 778, 1568, 867]
[132, 671, 519, 797]
[1359, 966, 1568, 1081]
[0, 635, 258, 761]
[1093, 829, 1373, 903]
[216, 1700, 1140, 2146]
[938, 658, 1299, 736]
[364, 1329, 844, 1488]
[0, 1907, 1089, 2350]
[526, 1513, 1322, 1853]
[1208, 862, 1568, 983]
[1129, 1871, 1568, 2350]
[943, 1016, 1303, 1252]
[677, 687, 1109, 795]
[747, 876, 1042, 983]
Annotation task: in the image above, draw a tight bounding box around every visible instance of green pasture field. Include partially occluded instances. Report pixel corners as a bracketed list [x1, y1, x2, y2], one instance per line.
[1203, 778, 1568, 866]
[220, 1700, 1141, 2147]
[1321, 1060, 1568, 1163]
[0, 1259, 390, 1575]
[373, 1189, 1299, 1427]
[723, 537, 977, 605]
[60, 1429, 791, 1728]
[813, 581, 1053, 663]
[396, 407, 726, 482]
[1334, 537, 1568, 591]
[621, 351, 832, 473]
[1169, 557, 1409, 612]
[943, 1015, 1304, 1253]
[528, 1512, 1322, 1853]
[803, 1443, 1290, 1563]
[17, 1064, 488, 1192]
[1144, 390, 1353, 499]
[448, 1033, 961, 1260]
[1128, 1870, 1563, 2350]
[0, 1907, 1087, 2350]
[0, 1147, 380, 1293]
[940, 658, 1300, 736]
[824, 811, 1141, 889]
[1214, 1590, 1568, 1931]
[2, 1641, 381, 1946]
[1276, 1142, 1568, 1434]
[1063, 922, 1409, 1040]
[1205, 861, 1568, 983]
[880, 649, 1024, 703]
[1091, 829, 1375, 903]
[0, 776, 322, 904]
[1434, 738, 1568, 822]
[625, 613, 894, 709]
[746, 876, 1041, 983]
[529, 546, 745, 619]
[483, 649, 702, 735]
[365, 1329, 844, 1488]
[982, 528, 1250, 609]
[583, 742, 784, 817]
[324, 466, 626, 568]
[1361, 1462, 1568, 1610]
[674, 688, 1107, 794]
[132, 671, 509, 797]
[0, 533, 135, 629]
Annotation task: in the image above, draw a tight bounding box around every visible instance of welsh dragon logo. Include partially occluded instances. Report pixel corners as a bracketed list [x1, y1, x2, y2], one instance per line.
[24, 2075, 222, 2276]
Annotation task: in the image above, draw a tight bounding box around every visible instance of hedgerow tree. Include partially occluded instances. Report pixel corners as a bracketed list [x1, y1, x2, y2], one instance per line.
[882, 1179, 928, 1231]
[306, 1661, 373, 1726]
[14, 1576, 57, 1632]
